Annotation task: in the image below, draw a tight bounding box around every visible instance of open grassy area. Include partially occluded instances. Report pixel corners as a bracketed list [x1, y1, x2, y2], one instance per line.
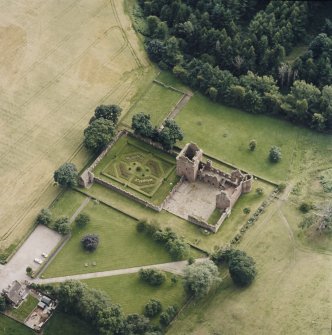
[43, 311, 94, 335]
[121, 82, 183, 127]
[79, 176, 274, 253]
[169, 203, 332, 335]
[7, 295, 38, 322]
[0, 315, 34, 335]
[43, 200, 175, 278]
[176, 93, 332, 183]
[84, 272, 186, 315]
[93, 135, 178, 204]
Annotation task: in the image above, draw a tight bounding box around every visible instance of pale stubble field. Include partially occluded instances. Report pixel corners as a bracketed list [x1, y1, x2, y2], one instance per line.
[0, 0, 155, 254]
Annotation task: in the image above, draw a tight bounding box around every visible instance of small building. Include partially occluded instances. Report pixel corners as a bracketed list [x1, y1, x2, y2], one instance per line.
[2, 281, 29, 307]
[41, 296, 52, 306]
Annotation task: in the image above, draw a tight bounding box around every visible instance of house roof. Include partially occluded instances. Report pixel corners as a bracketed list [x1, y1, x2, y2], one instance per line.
[41, 296, 52, 306]
[3, 281, 29, 306]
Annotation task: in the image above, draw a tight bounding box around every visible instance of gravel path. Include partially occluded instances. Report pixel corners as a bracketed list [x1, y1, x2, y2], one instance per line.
[34, 258, 208, 284]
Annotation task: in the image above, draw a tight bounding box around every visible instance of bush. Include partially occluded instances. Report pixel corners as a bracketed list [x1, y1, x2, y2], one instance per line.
[277, 183, 286, 192]
[144, 299, 162, 318]
[139, 269, 166, 286]
[36, 208, 52, 226]
[269, 146, 282, 163]
[26, 266, 32, 276]
[81, 234, 99, 251]
[54, 217, 71, 235]
[75, 213, 90, 228]
[299, 202, 312, 213]
[187, 257, 195, 265]
[243, 207, 251, 215]
[159, 305, 178, 327]
[255, 187, 264, 195]
[53, 163, 78, 187]
[165, 238, 189, 260]
[136, 220, 148, 233]
[248, 139, 257, 151]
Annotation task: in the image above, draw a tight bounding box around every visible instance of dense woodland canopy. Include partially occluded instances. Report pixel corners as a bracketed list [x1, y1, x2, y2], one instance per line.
[138, 0, 332, 131]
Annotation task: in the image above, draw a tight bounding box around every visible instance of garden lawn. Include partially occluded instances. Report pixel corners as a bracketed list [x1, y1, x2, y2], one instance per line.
[0, 315, 34, 335]
[8, 295, 38, 322]
[43, 311, 94, 335]
[176, 93, 332, 183]
[121, 82, 182, 127]
[43, 201, 174, 278]
[84, 272, 186, 315]
[78, 176, 274, 253]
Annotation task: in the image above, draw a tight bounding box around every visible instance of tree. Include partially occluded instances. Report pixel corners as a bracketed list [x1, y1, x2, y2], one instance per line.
[139, 268, 166, 286]
[269, 146, 282, 163]
[183, 260, 221, 298]
[54, 217, 71, 235]
[124, 314, 151, 334]
[93, 105, 122, 125]
[159, 119, 184, 150]
[299, 202, 312, 213]
[81, 234, 99, 251]
[159, 305, 178, 327]
[0, 296, 6, 312]
[54, 163, 78, 188]
[165, 238, 189, 260]
[131, 113, 153, 138]
[36, 208, 52, 226]
[243, 207, 251, 215]
[75, 213, 90, 228]
[228, 252, 257, 286]
[83, 118, 115, 153]
[26, 266, 33, 276]
[144, 299, 162, 318]
[248, 139, 257, 151]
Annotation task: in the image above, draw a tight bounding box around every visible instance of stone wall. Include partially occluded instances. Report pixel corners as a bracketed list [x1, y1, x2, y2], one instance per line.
[94, 177, 162, 212]
[162, 176, 185, 207]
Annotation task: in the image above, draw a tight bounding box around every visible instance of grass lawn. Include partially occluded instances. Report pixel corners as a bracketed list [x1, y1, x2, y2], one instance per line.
[43, 311, 94, 335]
[84, 272, 186, 315]
[43, 201, 175, 278]
[169, 204, 332, 335]
[0, 315, 34, 335]
[93, 135, 179, 205]
[79, 177, 274, 253]
[50, 189, 86, 219]
[7, 295, 38, 322]
[176, 93, 332, 183]
[121, 82, 182, 127]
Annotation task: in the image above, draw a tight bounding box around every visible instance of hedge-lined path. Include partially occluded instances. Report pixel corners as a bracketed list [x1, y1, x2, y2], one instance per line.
[34, 258, 208, 284]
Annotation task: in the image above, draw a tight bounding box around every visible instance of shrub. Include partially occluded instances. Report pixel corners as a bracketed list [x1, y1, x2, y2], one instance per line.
[277, 183, 286, 192]
[243, 207, 251, 215]
[144, 299, 162, 318]
[159, 305, 178, 327]
[26, 267, 32, 276]
[171, 275, 178, 285]
[36, 208, 52, 226]
[139, 269, 166, 286]
[75, 213, 90, 228]
[81, 234, 99, 251]
[255, 187, 264, 195]
[228, 251, 257, 286]
[269, 146, 282, 163]
[187, 256, 195, 265]
[136, 220, 148, 233]
[248, 139, 257, 151]
[165, 238, 189, 260]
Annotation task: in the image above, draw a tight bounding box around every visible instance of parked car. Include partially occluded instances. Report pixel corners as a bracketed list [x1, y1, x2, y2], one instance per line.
[41, 253, 48, 258]
[34, 258, 43, 265]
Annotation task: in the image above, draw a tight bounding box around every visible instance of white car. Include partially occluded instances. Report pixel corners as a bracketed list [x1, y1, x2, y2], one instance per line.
[41, 253, 48, 258]
[34, 258, 43, 265]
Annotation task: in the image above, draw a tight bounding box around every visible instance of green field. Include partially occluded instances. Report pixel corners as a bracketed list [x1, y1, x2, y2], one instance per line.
[0, 315, 34, 335]
[84, 272, 186, 315]
[43, 199, 175, 278]
[93, 135, 178, 203]
[121, 82, 183, 127]
[175, 93, 332, 183]
[7, 295, 38, 322]
[43, 311, 94, 335]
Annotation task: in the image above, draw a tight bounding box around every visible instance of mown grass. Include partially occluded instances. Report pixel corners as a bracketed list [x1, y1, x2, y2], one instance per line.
[84, 272, 186, 315]
[175, 93, 332, 183]
[169, 205, 332, 335]
[43, 200, 175, 278]
[43, 311, 94, 335]
[79, 177, 274, 253]
[8, 295, 38, 322]
[0, 315, 34, 335]
[121, 82, 182, 127]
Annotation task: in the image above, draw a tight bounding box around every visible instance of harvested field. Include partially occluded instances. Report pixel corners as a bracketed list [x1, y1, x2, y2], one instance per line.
[0, 0, 154, 255]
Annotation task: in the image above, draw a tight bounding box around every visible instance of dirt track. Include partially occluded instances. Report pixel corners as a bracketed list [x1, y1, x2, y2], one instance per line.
[0, 0, 153, 252]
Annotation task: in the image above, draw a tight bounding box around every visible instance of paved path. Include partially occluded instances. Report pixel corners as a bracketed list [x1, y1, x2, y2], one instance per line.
[34, 258, 208, 284]
[69, 197, 91, 223]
